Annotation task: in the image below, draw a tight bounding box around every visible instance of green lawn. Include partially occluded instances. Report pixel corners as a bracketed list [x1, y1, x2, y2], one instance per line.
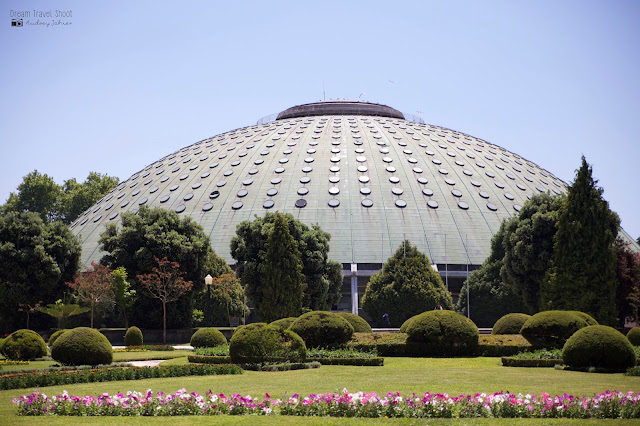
[2, 357, 640, 424]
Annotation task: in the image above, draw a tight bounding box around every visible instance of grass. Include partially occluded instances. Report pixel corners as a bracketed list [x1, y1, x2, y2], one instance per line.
[2, 357, 639, 424]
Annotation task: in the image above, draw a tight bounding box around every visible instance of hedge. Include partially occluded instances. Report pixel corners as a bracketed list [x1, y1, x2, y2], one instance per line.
[501, 357, 562, 368]
[0, 364, 242, 390]
[188, 354, 383, 366]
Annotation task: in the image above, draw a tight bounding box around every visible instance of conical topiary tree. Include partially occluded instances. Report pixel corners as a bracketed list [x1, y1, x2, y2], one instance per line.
[362, 240, 453, 327]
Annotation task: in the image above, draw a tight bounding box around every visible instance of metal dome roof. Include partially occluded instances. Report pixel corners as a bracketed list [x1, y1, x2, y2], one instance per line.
[72, 101, 570, 268]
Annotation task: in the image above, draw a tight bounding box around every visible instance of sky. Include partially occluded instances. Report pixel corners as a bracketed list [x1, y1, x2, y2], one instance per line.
[1, 0, 638, 239]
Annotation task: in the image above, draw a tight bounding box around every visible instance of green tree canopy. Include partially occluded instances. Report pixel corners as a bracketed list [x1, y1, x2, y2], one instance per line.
[0, 211, 81, 333]
[500, 192, 563, 313]
[99, 206, 211, 329]
[615, 239, 640, 324]
[230, 212, 342, 313]
[3, 170, 60, 222]
[541, 156, 620, 324]
[2, 170, 118, 224]
[59, 172, 120, 224]
[456, 220, 525, 327]
[362, 241, 453, 327]
[255, 213, 305, 322]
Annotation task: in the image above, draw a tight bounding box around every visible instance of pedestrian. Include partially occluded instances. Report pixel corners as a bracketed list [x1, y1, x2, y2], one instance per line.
[382, 312, 389, 326]
[435, 303, 442, 310]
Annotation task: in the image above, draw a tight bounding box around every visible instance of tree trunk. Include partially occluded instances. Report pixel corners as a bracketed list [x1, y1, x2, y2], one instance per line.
[163, 301, 167, 344]
[90, 301, 95, 328]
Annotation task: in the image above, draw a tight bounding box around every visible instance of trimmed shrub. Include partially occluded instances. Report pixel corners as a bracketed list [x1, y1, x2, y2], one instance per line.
[190, 328, 227, 348]
[520, 311, 588, 349]
[399, 315, 418, 333]
[478, 334, 533, 357]
[270, 317, 297, 330]
[492, 313, 531, 335]
[405, 310, 479, 356]
[290, 311, 354, 348]
[563, 325, 636, 372]
[336, 313, 373, 333]
[51, 327, 112, 366]
[48, 329, 68, 347]
[124, 326, 144, 346]
[229, 323, 306, 364]
[626, 327, 640, 346]
[568, 311, 598, 326]
[0, 329, 47, 360]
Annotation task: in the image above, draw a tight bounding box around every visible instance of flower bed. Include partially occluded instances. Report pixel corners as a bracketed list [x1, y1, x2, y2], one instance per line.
[0, 360, 30, 367]
[1, 364, 242, 390]
[13, 388, 640, 418]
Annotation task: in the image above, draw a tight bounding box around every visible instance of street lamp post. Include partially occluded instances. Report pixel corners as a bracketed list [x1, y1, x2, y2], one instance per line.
[205, 274, 213, 326]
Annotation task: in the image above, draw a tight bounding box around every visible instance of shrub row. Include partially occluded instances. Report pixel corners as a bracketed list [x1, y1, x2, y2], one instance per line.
[188, 354, 383, 366]
[478, 335, 532, 357]
[238, 362, 321, 372]
[0, 363, 242, 390]
[501, 357, 562, 368]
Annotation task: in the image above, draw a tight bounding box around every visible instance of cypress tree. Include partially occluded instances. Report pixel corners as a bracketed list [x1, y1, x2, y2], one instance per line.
[541, 156, 620, 324]
[256, 213, 305, 322]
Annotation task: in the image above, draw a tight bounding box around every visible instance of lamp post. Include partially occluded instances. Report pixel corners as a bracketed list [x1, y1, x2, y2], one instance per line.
[205, 274, 213, 326]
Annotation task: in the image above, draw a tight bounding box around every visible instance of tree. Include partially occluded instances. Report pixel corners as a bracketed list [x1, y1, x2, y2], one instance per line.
[254, 213, 305, 322]
[209, 272, 248, 326]
[2, 170, 119, 224]
[59, 172, 119, 224]
[541, 156, 620, 324]
[362, 241, 453, 327]
[36, 299, 89, 329]
[0, 211, 81, 333]
[17, 301, 41, 330]
[456, 221, 525, 327]
[3, 170, 61, 222]
[112, 267, 135, 328]
[66, 262, 115, 328]
[615, 239, 640, 325]
[99, 206, 211, 329]
[136, 257, 193, 343]
[231, 212, 342, 313]
[500, 193, 563, 313]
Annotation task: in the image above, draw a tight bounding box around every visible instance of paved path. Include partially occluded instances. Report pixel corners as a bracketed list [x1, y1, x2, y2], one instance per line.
[128, 360, 164, 367]
[113, 345, 194, 368]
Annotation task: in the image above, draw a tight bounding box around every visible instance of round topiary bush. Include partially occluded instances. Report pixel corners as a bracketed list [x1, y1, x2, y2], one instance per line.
[563, 325, 636, 372]
[405, 310, 479, 356]
[520, 311, 588, 349]
[229, 323, 306, 363]
[289, 311, 354, 348]
[627, 327, 640, 346]
[48, 329, 68, 347]
[492, 313, 531, 335]
[336, 313, 373, 333]
[399, 314, 419, 333]
[270, 317, 297, 330]
[51, 327, 112, 366]
[0, 329, 47, 360]
[190, 327, 227, 348]
[124, 326, 144, 346]
[568, 311, 598, 326]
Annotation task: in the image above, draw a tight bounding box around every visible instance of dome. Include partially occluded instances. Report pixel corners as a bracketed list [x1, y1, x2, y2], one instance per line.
[71, 101, 570, 305]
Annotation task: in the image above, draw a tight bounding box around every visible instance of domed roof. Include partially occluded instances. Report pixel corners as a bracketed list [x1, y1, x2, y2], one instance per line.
[71, 101, 569, 268]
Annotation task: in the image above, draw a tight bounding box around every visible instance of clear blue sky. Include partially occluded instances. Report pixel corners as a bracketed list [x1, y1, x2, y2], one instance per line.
[1, 0, 638, 239]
